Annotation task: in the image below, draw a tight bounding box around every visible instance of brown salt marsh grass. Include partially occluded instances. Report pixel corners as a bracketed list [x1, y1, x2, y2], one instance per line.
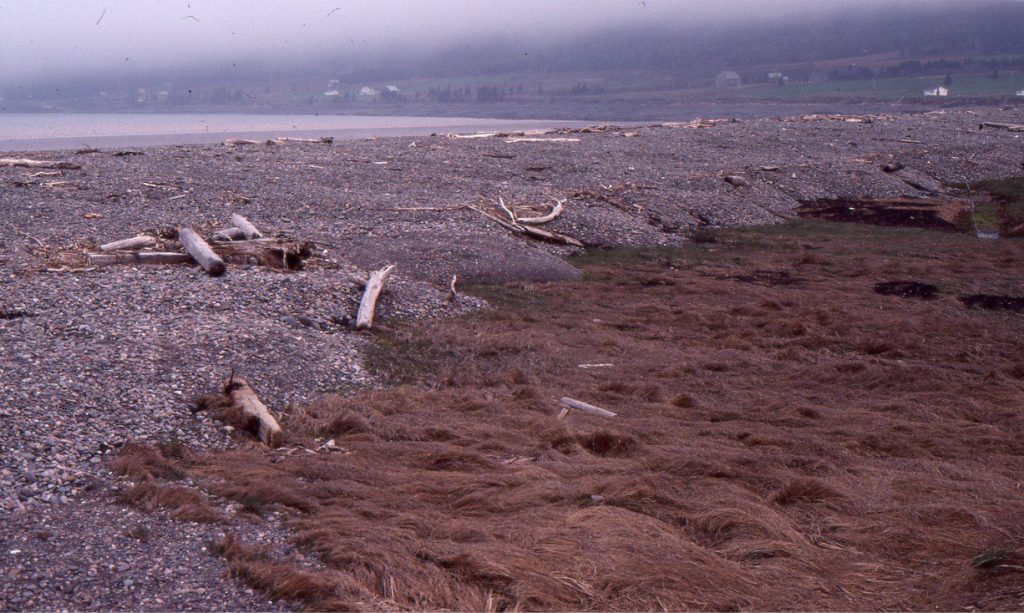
[115, 221, 1024, 610]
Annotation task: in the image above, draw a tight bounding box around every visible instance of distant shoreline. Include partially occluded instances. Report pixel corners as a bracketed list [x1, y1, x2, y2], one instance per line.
[0, 112, 593, 153]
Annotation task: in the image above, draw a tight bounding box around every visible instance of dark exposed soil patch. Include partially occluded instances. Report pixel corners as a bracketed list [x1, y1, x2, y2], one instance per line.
[874, 280, 939, 299]
[961, 294, 1024, 311]
[117, 221, 1024, 611]
[796, 197, 967, 230]
[0, 309, 33, 319]
[732, 269, 803, 286]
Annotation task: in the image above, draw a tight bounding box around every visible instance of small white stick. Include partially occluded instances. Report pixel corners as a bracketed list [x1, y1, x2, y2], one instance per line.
[498, 197, 517, 223]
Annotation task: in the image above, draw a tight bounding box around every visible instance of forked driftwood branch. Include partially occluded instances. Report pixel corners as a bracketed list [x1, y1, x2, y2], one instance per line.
[356, 264, 396, 329]
[470, 202, 584, 247]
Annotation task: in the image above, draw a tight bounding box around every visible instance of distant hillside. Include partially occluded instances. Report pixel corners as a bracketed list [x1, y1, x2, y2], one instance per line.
[5, 0, 1024, 115]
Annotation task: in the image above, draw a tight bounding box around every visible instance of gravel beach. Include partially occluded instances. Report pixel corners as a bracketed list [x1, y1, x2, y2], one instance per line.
[1, 107, 1022, 609]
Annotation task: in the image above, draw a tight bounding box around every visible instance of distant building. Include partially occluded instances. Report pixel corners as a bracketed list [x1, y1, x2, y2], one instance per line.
[714, 71, 742, 88]
[1017, 90, 1024, 97]
[134, 88, 147, 104]
[324, 90, 340, 97]
[923, 85, 949, 97]
[359, 86, 378, 97]
[385, 85, 401, 93]
[808, 71, 829, 84]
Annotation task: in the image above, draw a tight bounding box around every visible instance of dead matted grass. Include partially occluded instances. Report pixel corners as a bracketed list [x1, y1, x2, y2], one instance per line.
[118, 221, 1024, 610]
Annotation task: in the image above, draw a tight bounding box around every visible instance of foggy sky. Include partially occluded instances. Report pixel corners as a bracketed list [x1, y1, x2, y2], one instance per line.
[0, 0, 941, 87]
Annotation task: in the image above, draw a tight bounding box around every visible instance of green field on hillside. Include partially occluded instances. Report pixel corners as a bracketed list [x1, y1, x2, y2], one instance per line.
[728, 72, 1024, 99]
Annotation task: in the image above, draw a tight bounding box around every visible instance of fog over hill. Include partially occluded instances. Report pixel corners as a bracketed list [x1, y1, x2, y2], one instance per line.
[2, 0, 1023, 111]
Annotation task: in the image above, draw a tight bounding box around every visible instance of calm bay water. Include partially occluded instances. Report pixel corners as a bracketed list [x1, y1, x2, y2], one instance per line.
[0, 112, 585, 152]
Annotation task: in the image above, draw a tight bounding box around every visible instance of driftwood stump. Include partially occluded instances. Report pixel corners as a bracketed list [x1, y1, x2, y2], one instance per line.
[356, 264, 396, 329]
[223, 377, 282, 447]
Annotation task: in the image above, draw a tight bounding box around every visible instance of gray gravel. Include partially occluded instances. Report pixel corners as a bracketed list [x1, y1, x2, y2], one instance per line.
[0, 107, 1021, 610]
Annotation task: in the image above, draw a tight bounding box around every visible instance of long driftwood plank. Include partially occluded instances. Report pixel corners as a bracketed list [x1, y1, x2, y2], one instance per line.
[99, 235, 157, 252]
[225, 377, 282, 447]
[230, 214, 263, 239]
[356, 264, 396, 329]
[178, 228, 226, 276]
[0, 158, 81, 170]
[89, 252, 193, 266]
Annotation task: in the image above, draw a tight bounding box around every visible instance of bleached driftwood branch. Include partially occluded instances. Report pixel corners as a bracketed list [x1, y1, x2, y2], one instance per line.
[356, 264, 395, 329]
[269, 136, 334, 145]
[99, 235, 157, 252]
[559, 397, 617, 418]
[223, 138, 262, 146]
[504, 137, 580, 143]
[517, 199, 565, 225]
[89, 252, 193, 266]
[0, 158, 81, 170]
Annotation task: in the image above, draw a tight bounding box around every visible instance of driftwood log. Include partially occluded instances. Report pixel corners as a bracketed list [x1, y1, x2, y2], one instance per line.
[230, 214, 263, 239]
[979, 122, 1024, 133]
[224, 377, 282, 447]
[210, 227, 245, 242]
[504, 137, 580, 143]
[211, 238, 311, 270]
[178, 228, 226, 276]
[269, 136, 334, 145]
[559, 397, 617, 418]
[99, 235, 157, 252]
[223, 138, 262, 146]
[356, 264, 395, 329]
[0, 158, 81, 170]
[88, 239, 311, 270]
[89, 252, 193, 266]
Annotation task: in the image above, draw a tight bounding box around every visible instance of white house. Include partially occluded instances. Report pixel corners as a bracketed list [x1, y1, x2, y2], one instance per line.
[385, 85, 401, 93]
[923, 86, 949, 97]
[324, 90, 340, 97]
[1017, 90, 1024, 97]
[359, 86, 378, 97]
[714, 71, 742, 88]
